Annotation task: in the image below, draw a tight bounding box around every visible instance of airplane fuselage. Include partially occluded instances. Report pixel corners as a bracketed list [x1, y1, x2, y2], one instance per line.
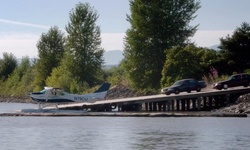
[30, 91, 108, 103]
[28, 83, 111, 109]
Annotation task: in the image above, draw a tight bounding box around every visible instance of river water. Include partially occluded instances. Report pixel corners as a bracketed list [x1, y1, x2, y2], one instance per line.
[0, 103, 250, 150]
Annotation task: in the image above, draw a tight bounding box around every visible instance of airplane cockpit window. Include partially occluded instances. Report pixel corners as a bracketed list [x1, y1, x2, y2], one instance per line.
[40, 89, 47, 94]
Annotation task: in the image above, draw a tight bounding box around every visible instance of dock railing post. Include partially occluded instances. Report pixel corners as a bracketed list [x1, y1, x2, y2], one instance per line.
[181, 99, 185, 111]
[167, 100, 171, 111]
[197, 97, 202, 111]
[145, 103, 148, 111]
[226, 94, 230, 106]
[192, 98, 196, 110]
[186, 99, 190, 110]
[176, 100, 180, 111]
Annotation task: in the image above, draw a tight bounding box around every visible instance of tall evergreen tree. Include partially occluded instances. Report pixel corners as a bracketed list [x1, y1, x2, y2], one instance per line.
[122, 0, 200, 91]
[33, 26, 65, 91]
[65, 2, 104, 87]
[219, 22, 250, 74]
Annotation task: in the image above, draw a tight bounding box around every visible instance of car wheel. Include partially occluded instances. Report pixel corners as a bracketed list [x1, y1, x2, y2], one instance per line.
[196, 87, 201, 92]
[175, 90, 179, 94]
[223, 84, 228, 89]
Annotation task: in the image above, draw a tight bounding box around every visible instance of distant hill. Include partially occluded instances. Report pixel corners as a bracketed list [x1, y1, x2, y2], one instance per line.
[103, 50, 123, 65]
[208, 44, 220, 51]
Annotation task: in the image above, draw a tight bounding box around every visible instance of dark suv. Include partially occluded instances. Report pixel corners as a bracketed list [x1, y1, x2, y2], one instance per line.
[213, 73, 250, 90]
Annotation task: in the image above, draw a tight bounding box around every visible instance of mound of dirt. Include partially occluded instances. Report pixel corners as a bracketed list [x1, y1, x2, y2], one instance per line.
[105, 85, 138, 99]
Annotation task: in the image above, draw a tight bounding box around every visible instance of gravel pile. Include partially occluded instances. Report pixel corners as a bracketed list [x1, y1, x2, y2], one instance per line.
[214, 93, 250, 114]
[105, 85, 138, 99]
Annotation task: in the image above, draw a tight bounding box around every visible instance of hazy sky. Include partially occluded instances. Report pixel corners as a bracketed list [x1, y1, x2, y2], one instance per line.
[0, 0, 250, 58]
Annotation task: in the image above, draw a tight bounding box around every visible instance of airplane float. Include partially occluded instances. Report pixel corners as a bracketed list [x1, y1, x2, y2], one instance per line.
[28, 82, 111, 109]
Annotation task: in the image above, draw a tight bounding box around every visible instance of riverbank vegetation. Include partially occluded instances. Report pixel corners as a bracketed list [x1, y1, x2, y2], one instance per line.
[0, 1, 250, 101]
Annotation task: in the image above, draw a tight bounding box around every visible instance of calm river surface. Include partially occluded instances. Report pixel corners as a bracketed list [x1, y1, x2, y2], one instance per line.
[0, 103, 250, 150]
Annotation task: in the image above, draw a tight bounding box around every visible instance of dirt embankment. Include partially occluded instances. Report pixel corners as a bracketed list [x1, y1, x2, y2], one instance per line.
[105, 85, 140, 99]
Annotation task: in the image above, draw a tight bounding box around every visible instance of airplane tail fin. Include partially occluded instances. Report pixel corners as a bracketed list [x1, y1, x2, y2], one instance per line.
[94, 82, 111, 93]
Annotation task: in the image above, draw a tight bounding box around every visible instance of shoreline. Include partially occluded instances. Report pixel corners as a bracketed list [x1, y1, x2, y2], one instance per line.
[0, 95, 31, 103]
[1, 92, 250, 117]
[0, 110, 247, 117]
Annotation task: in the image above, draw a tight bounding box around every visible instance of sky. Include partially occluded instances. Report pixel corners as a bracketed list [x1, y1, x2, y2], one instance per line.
[0, 0, 250, 58]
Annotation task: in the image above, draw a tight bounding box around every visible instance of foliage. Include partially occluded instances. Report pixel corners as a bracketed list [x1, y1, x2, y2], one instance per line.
[105, 65, 128, 86]
[197, 47, 219, 79]
[45, 65, 76, 93]
[219, 22, 250, 74]
[15, 57, 34, 94]
[0, 52, 17, 80]
[123, 0, 200, 91]
[0, 57, 34, 96]
[33, 26, 65, 91]
[161, 45, 200, 87]
[161, 45, 218, 87]
[65, 2, 104, 87]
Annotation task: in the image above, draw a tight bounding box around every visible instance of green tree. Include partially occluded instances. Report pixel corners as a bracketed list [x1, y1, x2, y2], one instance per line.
[161, 45, 219, 87]
[0, 56, 34, 96]
[46, 65, 76, 92]
[65, 2, 104, 87]
[105, 65, 127, 86]
[123, 0, 200, 91]
[0, 52, 17, 80]
[33, 26, 65, 91]
[161, 45, 202, 87]
[219, 22, 250, 74]
[197, 48, 218, 75]
[16, 57, 34, 95]
[18, 56, 32, 77]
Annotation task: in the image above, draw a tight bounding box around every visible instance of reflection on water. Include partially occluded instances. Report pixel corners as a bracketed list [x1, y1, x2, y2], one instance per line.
[0, 103, 250, 150]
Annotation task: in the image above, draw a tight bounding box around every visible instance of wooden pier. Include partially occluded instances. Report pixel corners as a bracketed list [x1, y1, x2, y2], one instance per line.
[58, 87, 250, 112]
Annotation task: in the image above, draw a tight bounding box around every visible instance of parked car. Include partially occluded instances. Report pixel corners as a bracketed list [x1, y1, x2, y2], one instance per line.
[213, 73, 250, 90]
[161, 78, 207, 95]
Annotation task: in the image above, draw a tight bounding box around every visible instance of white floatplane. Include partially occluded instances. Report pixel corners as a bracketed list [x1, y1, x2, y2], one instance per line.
[28, 82, 111, 109]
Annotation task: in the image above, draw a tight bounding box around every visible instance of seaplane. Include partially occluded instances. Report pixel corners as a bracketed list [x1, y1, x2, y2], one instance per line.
[28, 82, 111, 110]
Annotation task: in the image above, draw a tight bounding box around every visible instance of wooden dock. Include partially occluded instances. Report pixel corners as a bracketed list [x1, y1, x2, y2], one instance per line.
[53, 87, 250, 112]
[1, 87, 249, 117]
